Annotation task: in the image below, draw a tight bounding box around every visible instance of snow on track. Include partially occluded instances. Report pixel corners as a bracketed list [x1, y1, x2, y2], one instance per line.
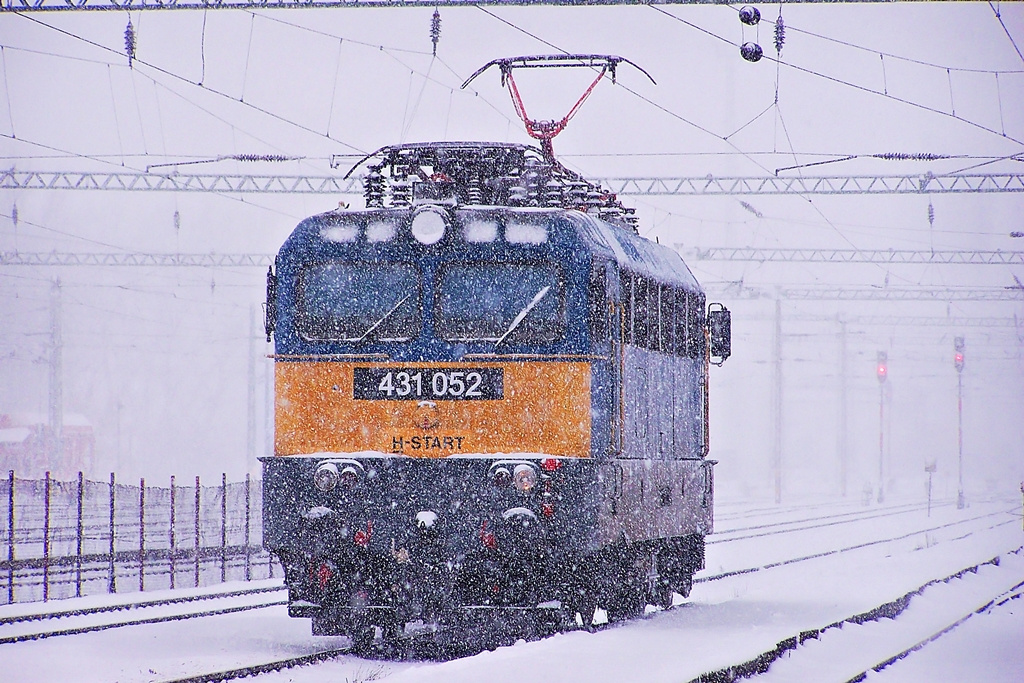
[754, 551, 1024, 682]
[0, 499, 1018, 683]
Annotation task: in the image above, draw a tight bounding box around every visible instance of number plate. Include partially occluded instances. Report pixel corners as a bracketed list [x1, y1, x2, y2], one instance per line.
[353, 368, 504, 401]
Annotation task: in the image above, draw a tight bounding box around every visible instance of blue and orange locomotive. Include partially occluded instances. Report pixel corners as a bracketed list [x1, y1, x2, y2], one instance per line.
[262, 141, 730, 648]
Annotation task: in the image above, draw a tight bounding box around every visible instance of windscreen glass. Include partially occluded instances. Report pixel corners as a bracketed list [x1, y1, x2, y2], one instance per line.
[435, 263, 564, 344]
[298, 262, 421, 341]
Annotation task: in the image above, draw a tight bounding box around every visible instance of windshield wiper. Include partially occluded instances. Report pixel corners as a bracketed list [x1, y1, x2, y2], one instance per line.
[354, 291, 414, 343]
[494, 285, 551, 348]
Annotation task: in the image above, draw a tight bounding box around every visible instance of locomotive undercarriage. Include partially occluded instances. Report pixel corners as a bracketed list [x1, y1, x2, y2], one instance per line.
[263, 456, 706, 649]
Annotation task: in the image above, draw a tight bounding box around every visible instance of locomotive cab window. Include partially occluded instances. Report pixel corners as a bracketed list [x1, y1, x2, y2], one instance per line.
[435, 262, 565, 344]
[297, 262, 422, 342]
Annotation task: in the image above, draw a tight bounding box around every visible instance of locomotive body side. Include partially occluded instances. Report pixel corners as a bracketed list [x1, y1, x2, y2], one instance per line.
[262, 195, 716, 640]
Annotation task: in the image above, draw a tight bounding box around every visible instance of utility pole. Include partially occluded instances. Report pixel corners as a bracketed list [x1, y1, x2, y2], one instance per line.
[954, 337, 965, 509]
[247, 304, 257, 474]
[876, 351, 888, 504]
[772, 296, 783, 504]
[838, 317, 848, 498]
[264, 333, 274, 458]
[48, 279, 63, 472]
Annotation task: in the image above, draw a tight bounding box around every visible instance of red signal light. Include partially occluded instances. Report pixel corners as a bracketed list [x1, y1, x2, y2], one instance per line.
[480, 520, 497, 550]
[541, 458, 562, 472]
[353, 520, 372, 548]
[876, 351, 888, 384]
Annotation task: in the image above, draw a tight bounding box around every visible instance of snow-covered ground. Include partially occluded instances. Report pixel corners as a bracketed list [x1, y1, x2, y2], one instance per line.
[1, 498, 1020, 683]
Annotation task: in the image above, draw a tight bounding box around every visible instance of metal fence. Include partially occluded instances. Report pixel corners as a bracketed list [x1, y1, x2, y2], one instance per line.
[0, 471, 279, 604]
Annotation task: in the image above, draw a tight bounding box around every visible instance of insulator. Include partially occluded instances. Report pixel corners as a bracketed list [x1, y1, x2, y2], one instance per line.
[774, 14, 786, 54]
[739, 6, 761, 26]
[11, 203, 17, 227]
[173, 209, 180, 232]
[231, 154, 294, 163]
[875, 152, 945, 161]
[124, 18, 137, 68]
[508, 184, 528, 206]
[391, 177, 412, 207]
[599, 205, 622, 222]
[430, 9, 441, 57]
[466, 175, 483, 205]
[622, 207, 639, 233]
[928, 202, 935, 227]
[523, 164, 543, 207]
[741, 42, 763, 63]
[567, 181, 588, 209]
[544, 179, 563, 207]
[365, 168, 385, 208]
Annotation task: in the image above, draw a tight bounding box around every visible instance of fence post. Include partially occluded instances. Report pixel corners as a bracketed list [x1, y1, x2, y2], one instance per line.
[169, 475, 176, 590]
[43, 471, 50, 602]
[220, 473, 227, 583]
[7, 470, 14, 604]
[139, 478, 146, 592]
[108, 472, 116, 594]
[194, 475, 200, 588]
[76, 471, 83, 597]
[244, 473, 251, 582]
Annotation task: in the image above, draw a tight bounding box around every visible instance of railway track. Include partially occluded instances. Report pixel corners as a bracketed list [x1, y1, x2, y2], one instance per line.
[699, 506, 1017, 583]
[2, 501, 1016, 683]
[688, 547, 1024, 683]
[711, 499, 952, 541]
[0, 583, 286, 644]
[152, 514, 1022, 683]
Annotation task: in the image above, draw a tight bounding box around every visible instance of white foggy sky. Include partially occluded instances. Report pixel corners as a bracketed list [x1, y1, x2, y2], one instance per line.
[0, 3, 1021, 495]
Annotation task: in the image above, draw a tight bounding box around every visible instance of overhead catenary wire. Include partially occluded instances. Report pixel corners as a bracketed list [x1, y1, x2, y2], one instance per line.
[16, 13, 367, 155]
[652, 5, 1024, 149]
[0, 41, 302, 171]
[988, 1, 1024, 66]
[784, 19, 1024, 76]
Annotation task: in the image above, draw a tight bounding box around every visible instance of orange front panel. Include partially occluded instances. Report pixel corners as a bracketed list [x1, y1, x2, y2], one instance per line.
[275, 361, 591, 458]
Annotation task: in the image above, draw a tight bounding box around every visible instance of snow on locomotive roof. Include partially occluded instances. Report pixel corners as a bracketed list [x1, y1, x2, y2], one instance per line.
[571, 211, 701, 292]
[297, 205, 699, 291]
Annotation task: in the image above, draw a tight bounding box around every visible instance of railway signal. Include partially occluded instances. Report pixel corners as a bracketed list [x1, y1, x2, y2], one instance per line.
[876, 351, 888, 383]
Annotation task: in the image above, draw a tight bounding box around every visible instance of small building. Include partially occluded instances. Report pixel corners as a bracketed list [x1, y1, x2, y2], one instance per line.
[0, 413, 95, 480]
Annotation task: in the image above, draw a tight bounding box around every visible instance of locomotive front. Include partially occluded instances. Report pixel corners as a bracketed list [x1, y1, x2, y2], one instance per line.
[262, 144, 620, 645]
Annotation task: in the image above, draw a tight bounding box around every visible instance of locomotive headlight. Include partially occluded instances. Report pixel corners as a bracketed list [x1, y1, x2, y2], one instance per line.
[411, 206, 448, 245]
[512, 464, 538, 493]
[313, 462, 340, 492]
[339, 465, 360, 488]
[492, 466, 512, 488]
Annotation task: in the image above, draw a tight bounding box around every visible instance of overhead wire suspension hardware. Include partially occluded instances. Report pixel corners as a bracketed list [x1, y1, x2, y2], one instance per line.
[461, 54, 656, 161]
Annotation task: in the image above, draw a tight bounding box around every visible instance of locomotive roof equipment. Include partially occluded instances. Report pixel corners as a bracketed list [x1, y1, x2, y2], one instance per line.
[461, 54, 655, 162]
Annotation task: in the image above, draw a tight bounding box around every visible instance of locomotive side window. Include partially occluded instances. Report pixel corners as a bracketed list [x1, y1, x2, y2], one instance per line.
[297, 262, 421, 342]
[650, 280, 661, 352]
[588, 261, 608, 343]
[660, 285, 674, 354]
[634, 276, 649, 348]
[623, 270, 634, 345]
[687, 290, 707, 358]
[435, 263, 565, 344]
[672, 288, 687, 357]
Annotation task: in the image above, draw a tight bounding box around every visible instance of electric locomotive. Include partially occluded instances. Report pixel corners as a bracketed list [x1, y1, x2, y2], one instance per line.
[261, 141, 731, 648]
